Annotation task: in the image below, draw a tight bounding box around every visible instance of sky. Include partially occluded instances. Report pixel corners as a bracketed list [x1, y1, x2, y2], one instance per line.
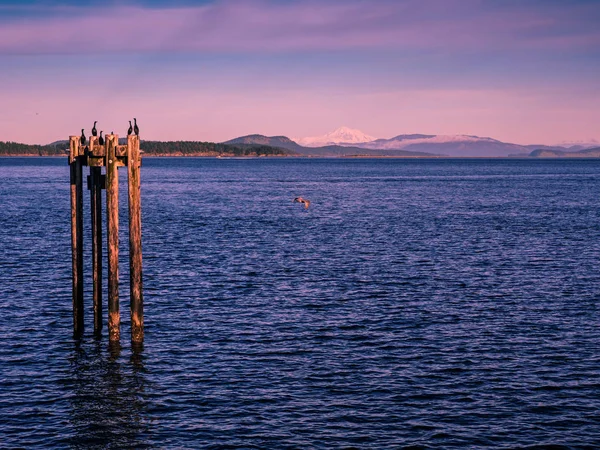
[1, 0, 599, 145]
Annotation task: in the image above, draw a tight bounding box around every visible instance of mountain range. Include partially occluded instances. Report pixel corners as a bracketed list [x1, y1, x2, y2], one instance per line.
[223, 133, 435, 157]
[224, 127, 599, 157]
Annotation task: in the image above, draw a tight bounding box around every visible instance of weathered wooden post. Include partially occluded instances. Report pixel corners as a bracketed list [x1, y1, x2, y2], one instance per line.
[69, 136, 84, 337]
[90, 165, 103, 335]
[106, 134, 120, 341]
[128, 135, 144, 343]
[88, 134, 104, 336]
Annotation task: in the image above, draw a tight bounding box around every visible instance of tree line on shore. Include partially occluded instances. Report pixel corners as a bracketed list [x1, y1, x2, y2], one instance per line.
[139, 141, 292, 156]
[0, 140, 293, 157]
[0, 141, 64, 156]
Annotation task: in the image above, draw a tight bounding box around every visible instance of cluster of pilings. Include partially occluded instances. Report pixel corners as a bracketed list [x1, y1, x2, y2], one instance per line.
[69, 133, 143, 343]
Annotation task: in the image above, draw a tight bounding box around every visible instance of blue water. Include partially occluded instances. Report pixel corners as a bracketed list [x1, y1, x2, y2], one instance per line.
[1, 157, 600, 449]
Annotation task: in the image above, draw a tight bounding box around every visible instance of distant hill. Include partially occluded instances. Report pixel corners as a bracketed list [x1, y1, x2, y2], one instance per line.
[48, 139, 69, 147]
[223, 134, 434, 157]
[358, 136, 591, 158]
[224, 135, 304, 152]
[529, 147, 600, 158]
[358, 134, 535, 157]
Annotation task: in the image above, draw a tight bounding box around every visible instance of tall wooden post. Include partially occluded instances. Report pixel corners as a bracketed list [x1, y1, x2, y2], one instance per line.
[90, 165, 103, 335]
[70, 136, 84, 337]
[128, 135, 144, 343]
[106, 134, 120, 341]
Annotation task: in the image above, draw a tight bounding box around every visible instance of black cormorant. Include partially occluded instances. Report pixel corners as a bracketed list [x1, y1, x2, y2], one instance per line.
[98, 131, 104, 146]
[133, 118, 139, 136]
[127, 121, 133, 136]
[80, 129, 86, 145]
[91, 121, 97, 137]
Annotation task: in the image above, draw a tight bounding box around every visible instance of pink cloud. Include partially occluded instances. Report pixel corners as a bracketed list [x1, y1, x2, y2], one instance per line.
[1, 0, 599, 55]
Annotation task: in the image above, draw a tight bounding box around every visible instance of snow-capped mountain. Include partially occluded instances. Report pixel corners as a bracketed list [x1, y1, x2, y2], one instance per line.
[294, 126, 376, 147]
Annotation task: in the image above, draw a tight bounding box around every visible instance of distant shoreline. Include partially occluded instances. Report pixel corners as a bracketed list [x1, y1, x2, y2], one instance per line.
[2, 138, 598, 158]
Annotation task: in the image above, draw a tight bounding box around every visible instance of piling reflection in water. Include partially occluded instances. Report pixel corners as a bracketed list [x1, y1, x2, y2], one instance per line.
[67, 340, 150, 448]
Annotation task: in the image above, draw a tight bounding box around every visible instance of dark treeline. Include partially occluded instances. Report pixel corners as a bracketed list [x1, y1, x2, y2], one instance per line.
[0, 140, 294, 157]
[0, 141, 64, 156]
[139, 141, 294, 156]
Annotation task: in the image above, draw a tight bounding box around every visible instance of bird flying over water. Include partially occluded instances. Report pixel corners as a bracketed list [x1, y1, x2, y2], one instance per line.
[127, 120, 133, 136]
[293, 197, 310, 209]
[80, 129, 86, 145]
[98, 131, 104, 145]
[133, 118, 139, 136]
[91, 121, 97, 137]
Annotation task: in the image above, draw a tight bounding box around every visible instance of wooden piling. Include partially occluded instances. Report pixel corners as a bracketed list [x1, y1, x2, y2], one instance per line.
[90, 165, 103, 335]
[128, 135, 144, 343]
[106, 134, 120, 341]
[70, 137, 84, 337]
[68, 126, 144, 343]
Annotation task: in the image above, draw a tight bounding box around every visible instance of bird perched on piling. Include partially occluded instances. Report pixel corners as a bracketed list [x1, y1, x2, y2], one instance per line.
[127, 121, 133, 136]
[91, 121, 97, 137]
[293, 197, 310, 209]
[133, 118, 139, 136]
[98, 131, 104, 145]
[80, 129, 86, 145]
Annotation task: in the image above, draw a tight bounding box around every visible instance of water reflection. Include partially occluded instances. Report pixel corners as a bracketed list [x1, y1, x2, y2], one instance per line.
[67, 339, 150, 449]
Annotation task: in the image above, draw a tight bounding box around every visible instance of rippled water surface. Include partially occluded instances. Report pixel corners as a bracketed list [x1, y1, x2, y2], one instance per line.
[1, 157, 600, 449]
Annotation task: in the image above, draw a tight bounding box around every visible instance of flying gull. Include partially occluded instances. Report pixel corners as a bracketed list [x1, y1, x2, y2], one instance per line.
[293, 197, 310, 209]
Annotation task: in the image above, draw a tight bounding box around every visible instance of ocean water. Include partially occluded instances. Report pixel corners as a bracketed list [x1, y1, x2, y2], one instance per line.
[1, 157, 599, 449]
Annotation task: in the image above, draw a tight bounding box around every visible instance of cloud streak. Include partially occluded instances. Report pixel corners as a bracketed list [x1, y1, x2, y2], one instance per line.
[1, 0, 599, 55]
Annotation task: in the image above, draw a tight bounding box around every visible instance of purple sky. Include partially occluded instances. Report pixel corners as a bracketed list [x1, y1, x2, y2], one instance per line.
[1, 0, 599, 145]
